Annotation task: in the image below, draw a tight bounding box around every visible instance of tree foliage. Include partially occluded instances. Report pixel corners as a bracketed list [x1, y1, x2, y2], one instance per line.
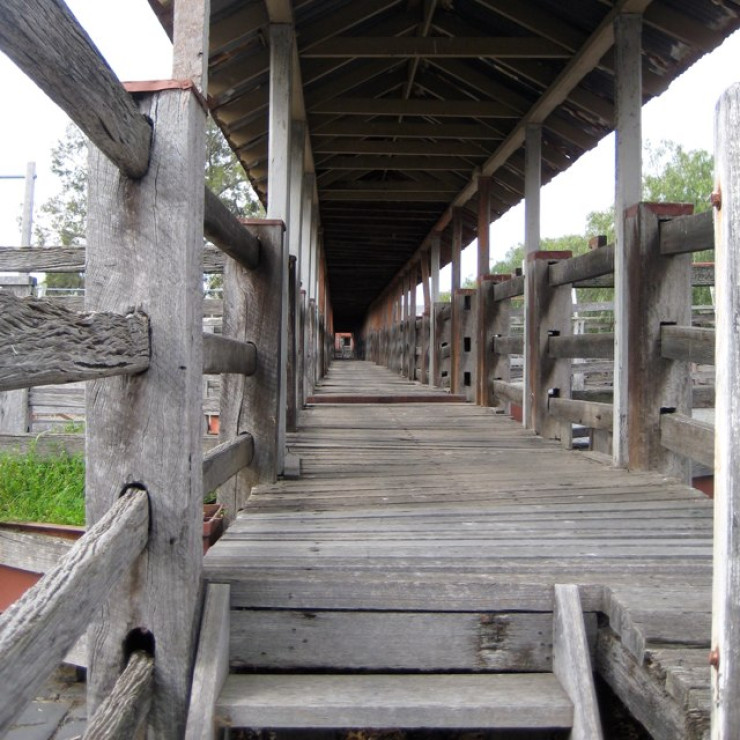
[35, 118, 262, 292]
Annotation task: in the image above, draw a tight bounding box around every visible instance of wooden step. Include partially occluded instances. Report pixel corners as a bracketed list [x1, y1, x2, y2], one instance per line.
[216, 673, 573, 730]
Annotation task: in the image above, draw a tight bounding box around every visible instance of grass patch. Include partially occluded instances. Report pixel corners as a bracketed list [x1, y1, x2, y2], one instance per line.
[0, 443, 85, 526]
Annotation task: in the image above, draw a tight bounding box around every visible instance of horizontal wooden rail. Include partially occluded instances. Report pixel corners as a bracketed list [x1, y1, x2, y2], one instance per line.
[549, 245, 614, 287]
[0, 488, 150, 735]
[203, 188, 260, 270]
[493, 275, 525, 301]
[660, 412, 714, 469]
[548, 398, 613, 431]
[575, 263, 714, 289]
[491, 380, 523, 405]
[202, 434, 255, 492]
[0, 293, 150, 392]
[0, 246, 85, 273]
[203, 334, 258, 375]
[659, 210, 714, 255]
[0, 0, 151, 179]
[83, 650, 154, 739]
[660, 325, 715, 365]
[571, 386, 714, 408]
[548, 333, 614, 359]
[493, 336, 524, 355]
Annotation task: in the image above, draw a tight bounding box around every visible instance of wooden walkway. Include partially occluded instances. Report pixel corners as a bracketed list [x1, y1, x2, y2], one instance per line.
[205, 360, 713, 739]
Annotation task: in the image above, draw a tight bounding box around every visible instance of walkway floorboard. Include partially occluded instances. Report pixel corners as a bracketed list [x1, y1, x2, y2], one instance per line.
[205, 360, 713, 739]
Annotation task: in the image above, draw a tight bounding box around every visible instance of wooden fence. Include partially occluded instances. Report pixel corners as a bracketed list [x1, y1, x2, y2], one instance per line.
[0, 0, 325, 735]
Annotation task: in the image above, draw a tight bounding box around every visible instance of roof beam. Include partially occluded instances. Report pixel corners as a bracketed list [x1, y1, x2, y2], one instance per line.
[309, 120, 505, 139]
[302, 36, 572, 58]
[321, 191, 455, 202]
[315, 155, 478, 170]
[310, 97, 518, 117]
[311, 138, 490, 156]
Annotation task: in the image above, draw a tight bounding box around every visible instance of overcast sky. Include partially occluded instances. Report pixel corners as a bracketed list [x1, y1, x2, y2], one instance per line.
[1, 1, 739, 287]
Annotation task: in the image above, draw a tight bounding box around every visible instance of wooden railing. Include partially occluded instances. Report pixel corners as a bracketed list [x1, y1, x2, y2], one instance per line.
[0, 0, 324, 735]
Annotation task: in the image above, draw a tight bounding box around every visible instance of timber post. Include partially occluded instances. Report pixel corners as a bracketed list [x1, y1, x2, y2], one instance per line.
[452, 289, 477, 401]
[480, 274, 511, 409]
[524, 251, 572, 439]
[624, 203, 693, 480]
[219, 221, 285, 507]
[287, 255, 297, 433]
[712, 80, 740, 739]
[85, 84, 206, 736]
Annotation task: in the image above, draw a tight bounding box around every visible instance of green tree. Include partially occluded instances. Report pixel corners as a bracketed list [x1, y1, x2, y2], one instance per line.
[35, 118, 262, 294]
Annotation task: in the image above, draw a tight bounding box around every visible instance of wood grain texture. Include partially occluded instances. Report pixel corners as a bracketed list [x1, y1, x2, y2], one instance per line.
[0, 0, 151, 178]
[83, 651, 154, 740]
[548, 398, 613, 431]
[86, 89, 206, 738]
[0, 293, 149, 391]
[202, 434, 255, 493]
[660, 325, 715, 365]
[660, 413, 714, 469]
[218, 222, 284, 513]
[712, 81, 740, 740]
[548, 245, 614, 286]
[553, 584, 603, 740]
[184, 584, 230, 740]
[203, 188, 260, 270]
[493, 275, 525, 301]
[0, 245, 85, 273]
[626, 203, 693, 480]
[659, 210, 714, 256]
[548, 333, 614, 360]
[202, 334, 257, 375]
[216, 673, 573, 729]
[0, 490, 149, 736]
[0, 526, 74, 572]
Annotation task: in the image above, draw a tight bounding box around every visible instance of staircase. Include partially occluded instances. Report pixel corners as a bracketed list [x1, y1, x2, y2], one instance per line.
[184, 576, 603, 739]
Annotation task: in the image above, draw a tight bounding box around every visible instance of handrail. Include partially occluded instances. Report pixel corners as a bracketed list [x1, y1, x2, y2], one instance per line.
[0, 0, 152, 179]
[203, 434, 255, 492]
[660, 210, 714, 256]
[83, 650, 155, 739]
[660, 325, 715, 365]
[660, 412, 714, 469]
[548, 245, 615, 287]
[0, 488, 150, 735]
[548, 333, 615, 360]
[0, 293, 150, 392]
[203, 334, 258, 375]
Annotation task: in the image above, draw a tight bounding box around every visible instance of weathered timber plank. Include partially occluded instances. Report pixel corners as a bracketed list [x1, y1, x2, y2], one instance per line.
[553, 585, 603, 739]
[229, 609, 597, 672]
[660, 325, 715, 365]
[0, 526, 75, 572]
[184, 584, 230, 740]
[548, 398, 613, 430]
[549, 245, 615, 286]
[202, 434, 254, 492]
[0, 433, 84, 456]
[712, 83, 740, 737]
[596, 628, 701, 740]
[491, 380, 523, 405]
[493, 275, 525, 301]
[0, 246, 85, 273]
[493, 336, 523, 355]
[0, 489, 149, 736]
[86, 88, 206, 736]
[0, 293, 150, 391]
[659, 210, 714, 256]
[660, 413, 714, 469]
[203, 188, 259, 269]
[0, 0, 151, 178]
[82, 651, 154, 740]
[216, 674, 574, 729]
[203, 333, 257, 375]
[548, 333, 614, 359]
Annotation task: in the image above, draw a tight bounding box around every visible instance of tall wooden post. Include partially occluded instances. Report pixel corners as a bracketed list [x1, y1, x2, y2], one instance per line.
[525, 252, 572, 439]
[267, 23, 293, 474]
[523, 124, 542, 428]
[712, 81, 740, 740]
[476, 176, 491, 404]
[299, 174, 314, 408]
[408, 270, 417, 382]
[451, 209, 464, 391]
[480, 274, 509, 408]
[86, 83, 206, 737]
[429, 234, 441, 387]
[421, 253, 431, 384]
[613, 13, 643, 467]
[287, 255, 297, 432]
[625, 203, 692, 479]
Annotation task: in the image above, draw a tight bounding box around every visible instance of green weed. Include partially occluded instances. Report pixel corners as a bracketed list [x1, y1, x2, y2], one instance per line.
[0, 444, 85, 525]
